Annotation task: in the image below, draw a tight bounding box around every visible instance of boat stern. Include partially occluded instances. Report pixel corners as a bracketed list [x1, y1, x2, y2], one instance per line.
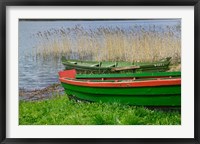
[58, 69, 76, 79]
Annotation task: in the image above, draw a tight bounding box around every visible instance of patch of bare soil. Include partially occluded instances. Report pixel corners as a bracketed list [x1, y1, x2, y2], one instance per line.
[19, 83, 64, 101]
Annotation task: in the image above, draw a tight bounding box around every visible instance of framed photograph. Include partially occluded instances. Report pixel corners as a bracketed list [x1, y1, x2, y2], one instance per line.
[0, 0, 199, 144]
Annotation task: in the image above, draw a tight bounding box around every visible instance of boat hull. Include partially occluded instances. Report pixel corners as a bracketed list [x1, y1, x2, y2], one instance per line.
[61, 57, 171, 73]
[64, 64, 169, 73]
[61, 83, 181, 106]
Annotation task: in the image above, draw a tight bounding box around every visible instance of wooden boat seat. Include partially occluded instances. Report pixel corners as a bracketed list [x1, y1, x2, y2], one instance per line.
[105, 62, 118, 68]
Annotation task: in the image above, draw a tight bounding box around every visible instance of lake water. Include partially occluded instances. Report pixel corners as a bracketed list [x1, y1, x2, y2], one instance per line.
[19, 19, 181, 90]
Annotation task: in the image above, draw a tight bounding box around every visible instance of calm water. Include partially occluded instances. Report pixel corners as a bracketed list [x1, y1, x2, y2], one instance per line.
[19, 19, 181, 90]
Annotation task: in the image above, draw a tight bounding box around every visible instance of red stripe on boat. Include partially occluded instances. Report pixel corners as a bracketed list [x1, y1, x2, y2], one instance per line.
[59, 70, 181, 87]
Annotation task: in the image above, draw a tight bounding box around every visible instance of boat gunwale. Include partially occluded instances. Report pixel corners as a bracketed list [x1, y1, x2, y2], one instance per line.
[59, 69, 181, 87]
[76, 71, 181, 78]
[62, 61, 170, 67]
[59, 77, 181, 88]
[61, 57, 171, 70]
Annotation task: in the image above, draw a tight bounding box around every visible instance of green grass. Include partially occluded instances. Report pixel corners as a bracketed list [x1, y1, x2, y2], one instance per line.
[19, 95, 181, 125]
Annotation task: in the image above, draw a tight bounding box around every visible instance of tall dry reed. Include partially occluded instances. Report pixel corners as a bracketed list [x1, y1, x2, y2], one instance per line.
[33, 23, 181, 64]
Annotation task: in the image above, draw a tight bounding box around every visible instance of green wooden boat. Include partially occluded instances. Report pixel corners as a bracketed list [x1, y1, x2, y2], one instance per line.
[61, 56, 171, 73]
[59, 69, 181, 106]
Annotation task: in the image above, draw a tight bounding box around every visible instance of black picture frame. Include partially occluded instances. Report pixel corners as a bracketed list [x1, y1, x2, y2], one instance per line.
[0, 0, 199, 144]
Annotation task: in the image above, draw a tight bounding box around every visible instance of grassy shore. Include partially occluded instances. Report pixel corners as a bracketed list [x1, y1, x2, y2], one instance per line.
[19, 95, 181, 125]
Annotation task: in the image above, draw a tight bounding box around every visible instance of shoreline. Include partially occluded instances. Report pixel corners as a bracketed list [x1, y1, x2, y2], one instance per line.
[19, 83, 65, 101]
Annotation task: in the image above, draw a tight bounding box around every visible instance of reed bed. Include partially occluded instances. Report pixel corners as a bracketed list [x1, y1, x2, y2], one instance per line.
[33, 23, 181, 64]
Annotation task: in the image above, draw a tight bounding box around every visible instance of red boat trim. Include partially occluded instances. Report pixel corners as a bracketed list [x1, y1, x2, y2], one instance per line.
[59, 69, 76, 79]
[59, 77, 181, 87]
